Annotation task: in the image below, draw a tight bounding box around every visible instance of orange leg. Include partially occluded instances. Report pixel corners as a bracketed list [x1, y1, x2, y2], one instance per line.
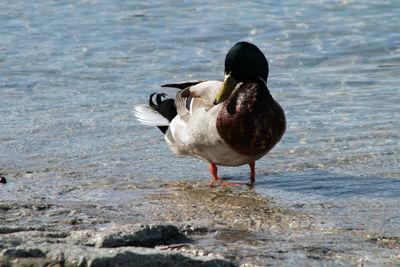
[209, 163, 219, 182]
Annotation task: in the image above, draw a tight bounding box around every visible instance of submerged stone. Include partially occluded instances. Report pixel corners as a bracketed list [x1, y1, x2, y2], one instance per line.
[96, 224, 188, 248]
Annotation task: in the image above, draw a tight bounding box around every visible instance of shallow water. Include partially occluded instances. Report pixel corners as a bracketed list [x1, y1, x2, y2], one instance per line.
[1, 0, 400, 265]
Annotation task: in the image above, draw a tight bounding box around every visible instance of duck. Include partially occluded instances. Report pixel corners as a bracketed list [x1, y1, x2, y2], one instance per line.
[134, 42, 286, 186]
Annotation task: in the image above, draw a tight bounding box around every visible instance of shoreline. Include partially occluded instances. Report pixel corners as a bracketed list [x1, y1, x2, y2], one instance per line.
[1, 181, 400, 266]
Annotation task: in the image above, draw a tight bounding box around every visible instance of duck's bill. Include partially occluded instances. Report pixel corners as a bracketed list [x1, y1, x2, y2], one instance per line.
[213, 73, 238, 105]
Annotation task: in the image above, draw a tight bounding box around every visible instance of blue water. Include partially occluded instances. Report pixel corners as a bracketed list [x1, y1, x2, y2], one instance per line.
[1, 0, 400, 265]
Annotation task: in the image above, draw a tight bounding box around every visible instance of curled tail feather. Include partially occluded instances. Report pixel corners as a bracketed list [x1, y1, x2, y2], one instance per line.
[134, 93, 177, 134]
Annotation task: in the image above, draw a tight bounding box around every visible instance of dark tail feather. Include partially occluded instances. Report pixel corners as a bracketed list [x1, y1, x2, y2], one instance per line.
[149, 93, 177, 134]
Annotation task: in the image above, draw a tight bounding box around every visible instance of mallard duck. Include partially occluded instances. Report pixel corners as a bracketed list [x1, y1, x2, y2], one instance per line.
[134, 42, 286, 186]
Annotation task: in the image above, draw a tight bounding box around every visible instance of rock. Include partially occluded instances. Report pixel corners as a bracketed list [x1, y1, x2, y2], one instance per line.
[94, 224, 187, 248]
[0, 224, 236, 267]
[0, 226, 44, 234]
[87, 248, 235, 267]
[180, 224, 209, 235]
[1, 248, 46, 258]
[47, 245, 235, 267]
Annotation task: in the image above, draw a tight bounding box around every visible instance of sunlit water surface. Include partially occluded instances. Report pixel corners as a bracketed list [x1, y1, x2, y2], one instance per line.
[1, 0, 399, 265]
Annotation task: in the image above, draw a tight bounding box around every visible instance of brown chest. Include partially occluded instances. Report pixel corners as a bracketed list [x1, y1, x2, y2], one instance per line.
[216, 83, 286, 156]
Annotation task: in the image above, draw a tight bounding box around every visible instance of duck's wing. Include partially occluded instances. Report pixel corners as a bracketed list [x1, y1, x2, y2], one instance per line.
[161, 80, 205, 90]
[165, 80, 229, 163]
[173, 81, 223, 122]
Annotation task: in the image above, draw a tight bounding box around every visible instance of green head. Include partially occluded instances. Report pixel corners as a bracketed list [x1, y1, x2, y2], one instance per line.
[213, 42, 269, 105]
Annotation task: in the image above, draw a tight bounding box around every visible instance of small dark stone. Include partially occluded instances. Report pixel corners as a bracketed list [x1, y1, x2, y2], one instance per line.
[33, 204, 53, 211]
[2, 248, 46, 258]
[0, 177, 6, 184]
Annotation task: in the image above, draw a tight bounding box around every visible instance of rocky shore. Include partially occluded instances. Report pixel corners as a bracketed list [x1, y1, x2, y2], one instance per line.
[0, 180, 299, 266]
[0, 224, 234, 266]
[2, 180, 400, 266]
